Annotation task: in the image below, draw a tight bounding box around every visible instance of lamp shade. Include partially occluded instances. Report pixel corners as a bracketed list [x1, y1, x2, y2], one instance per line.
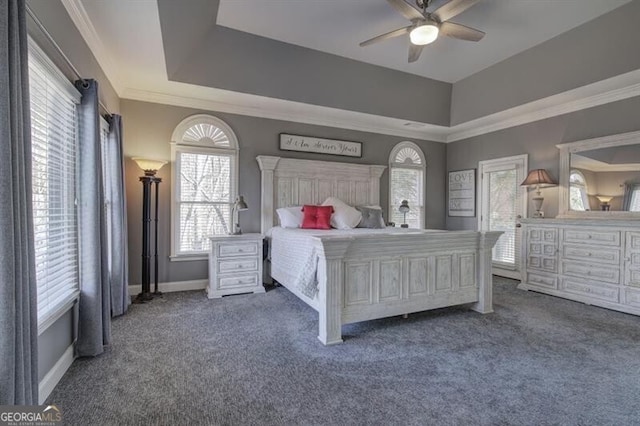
[398, 200, 410, 213]
[133, 158, 167, 175]
[596, 195, 613, 203]
[520, 169, 556, 187]
[234, 195, 248, 211]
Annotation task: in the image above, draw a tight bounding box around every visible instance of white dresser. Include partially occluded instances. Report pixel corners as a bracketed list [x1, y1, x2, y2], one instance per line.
[208, 234, 265, 298]
[519, 219, 640, 315]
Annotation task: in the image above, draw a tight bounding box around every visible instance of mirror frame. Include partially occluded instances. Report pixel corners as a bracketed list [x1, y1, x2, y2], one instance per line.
[557, 130, 640, 218]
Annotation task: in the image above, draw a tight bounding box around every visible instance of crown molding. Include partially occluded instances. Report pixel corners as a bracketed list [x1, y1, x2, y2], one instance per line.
[121, 86, 450, 142]
[446, 68, 640, 142]
[64, 0, 640, 144]
[60, 0, 123, 95]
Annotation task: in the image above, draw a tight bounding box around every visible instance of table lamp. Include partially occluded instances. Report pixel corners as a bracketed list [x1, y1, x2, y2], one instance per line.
[520, 169, 557, 218]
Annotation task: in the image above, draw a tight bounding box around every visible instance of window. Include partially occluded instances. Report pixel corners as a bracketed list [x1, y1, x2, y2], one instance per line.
[171, 115, 239, 258]
[29, 39, 81, 325]
[569, 170, 589, 211]
[389, 142, 425, 228]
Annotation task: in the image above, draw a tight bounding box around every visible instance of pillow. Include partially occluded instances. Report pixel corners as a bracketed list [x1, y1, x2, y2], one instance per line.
[301, 205, 334, 229]
[276, 206, 304, 228]
[356, 206, 385, 229]
[321, 197, 362, 230]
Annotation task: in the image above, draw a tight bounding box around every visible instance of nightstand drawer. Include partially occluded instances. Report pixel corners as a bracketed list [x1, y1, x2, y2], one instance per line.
[218, 258, 258, 274]
[219, 273, 260, 289]
[218, 242, 259, 257]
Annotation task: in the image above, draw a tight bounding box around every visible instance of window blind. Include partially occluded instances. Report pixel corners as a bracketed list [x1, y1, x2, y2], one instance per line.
[176, 151, 232, 253]
[29, 40, 81, 325]
[390, 167, 423, 228]
[487, 169, 517, 266]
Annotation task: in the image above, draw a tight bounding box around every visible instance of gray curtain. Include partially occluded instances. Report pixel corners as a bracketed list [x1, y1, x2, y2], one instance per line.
[75, 79, 111, 357]
[0, 0, 38, 405]
[104, 115, 130, 316]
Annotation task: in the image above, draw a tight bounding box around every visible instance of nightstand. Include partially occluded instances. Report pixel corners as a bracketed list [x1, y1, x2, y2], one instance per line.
[207, 233, 265, 298]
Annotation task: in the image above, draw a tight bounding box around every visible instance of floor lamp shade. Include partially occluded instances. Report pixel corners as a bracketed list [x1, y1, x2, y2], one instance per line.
[133, 158, 166, 176]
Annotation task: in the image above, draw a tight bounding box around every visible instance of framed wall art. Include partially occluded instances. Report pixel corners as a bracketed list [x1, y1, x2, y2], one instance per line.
[448, 169, 476, 217]
[279, 133, 362, 158]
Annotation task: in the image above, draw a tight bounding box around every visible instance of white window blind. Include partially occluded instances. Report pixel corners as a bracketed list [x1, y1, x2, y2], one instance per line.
[389, 143, 425, 228]
[177, 151, 233, 253]
[28, 40, 81, 325]
[487, 169, 517, 266]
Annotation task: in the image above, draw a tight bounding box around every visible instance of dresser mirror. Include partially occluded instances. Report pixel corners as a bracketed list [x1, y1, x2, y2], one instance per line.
[558, 131, 640, 217]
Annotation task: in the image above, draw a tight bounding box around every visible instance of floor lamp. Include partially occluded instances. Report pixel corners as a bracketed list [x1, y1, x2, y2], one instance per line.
[132, 158, 166, 303]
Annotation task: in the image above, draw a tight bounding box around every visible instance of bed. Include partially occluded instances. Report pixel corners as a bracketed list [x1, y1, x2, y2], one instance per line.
[257, 155, 502, 345]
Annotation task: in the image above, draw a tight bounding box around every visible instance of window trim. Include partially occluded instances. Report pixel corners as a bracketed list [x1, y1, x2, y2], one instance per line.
[388, 141, 426, 229]
[170, 115, 239, 260]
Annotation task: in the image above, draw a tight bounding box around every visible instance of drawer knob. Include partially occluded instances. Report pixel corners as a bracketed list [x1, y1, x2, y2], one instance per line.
[588, 253, 592, 256]
[587, 271, 591, 275]
[238, 265, 243, 269]
[588, 235, 592, 239]
[238, 249, 244, 252]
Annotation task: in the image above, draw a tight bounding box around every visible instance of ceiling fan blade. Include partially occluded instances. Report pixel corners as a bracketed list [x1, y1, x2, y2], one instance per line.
[408, 44, 424, 63]
[360, 26, 412, 47]
[440, 21, 485, 41]
[386, 0, 424, 21]
[432, 0, 480, 23]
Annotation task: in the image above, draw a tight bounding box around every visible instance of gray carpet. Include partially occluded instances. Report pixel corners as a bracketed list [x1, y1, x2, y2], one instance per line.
[47, 278, 640, 426]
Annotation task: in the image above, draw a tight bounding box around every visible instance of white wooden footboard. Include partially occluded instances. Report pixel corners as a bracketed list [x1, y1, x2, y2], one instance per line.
[314, 231, 502, 345]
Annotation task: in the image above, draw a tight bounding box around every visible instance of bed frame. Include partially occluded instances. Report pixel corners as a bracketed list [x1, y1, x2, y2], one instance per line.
[257, 156, 501, 345]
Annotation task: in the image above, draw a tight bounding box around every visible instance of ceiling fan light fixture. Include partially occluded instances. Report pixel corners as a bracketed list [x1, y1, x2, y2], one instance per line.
[409, 23, 439, 45]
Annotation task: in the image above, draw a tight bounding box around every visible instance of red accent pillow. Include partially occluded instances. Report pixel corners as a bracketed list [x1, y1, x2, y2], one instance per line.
[301, 205, 334, 229]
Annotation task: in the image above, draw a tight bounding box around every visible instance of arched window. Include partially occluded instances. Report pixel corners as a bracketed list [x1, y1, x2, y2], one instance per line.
[389, 142, 426, 228]
[171, 115, 239, 258]
[569, 170, 589, 211]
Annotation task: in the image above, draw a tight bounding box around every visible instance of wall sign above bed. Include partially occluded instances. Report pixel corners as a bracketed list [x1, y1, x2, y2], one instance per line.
[279, 133, 362, 158]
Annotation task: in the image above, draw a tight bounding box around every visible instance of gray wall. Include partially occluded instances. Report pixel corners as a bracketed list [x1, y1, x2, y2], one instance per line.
[121, 99, 446, 286]
[157, 0, 452, 126]
[26, 0, 120, 114]
[451, 0, 640, 125]
[25, 0, 119, 381]
[446, 94, 640, 230]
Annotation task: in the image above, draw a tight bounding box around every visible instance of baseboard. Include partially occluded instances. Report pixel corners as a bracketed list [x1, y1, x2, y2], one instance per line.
[39, 344, 75, 404]
[128, 279, 207, 295]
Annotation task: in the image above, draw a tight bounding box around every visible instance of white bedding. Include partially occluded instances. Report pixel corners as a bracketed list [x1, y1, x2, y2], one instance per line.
[267, 226, 433, 299]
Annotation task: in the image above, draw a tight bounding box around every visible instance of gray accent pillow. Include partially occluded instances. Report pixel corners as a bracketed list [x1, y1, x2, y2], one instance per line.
[356, 206, 385, 229]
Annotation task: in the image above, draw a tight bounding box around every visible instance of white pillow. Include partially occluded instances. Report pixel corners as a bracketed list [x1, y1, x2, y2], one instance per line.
[276, 206, 304, 228]
[321, 197, 362, 230]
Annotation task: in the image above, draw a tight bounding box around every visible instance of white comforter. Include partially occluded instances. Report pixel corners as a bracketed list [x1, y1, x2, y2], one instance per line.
[267, 227, 429, 299]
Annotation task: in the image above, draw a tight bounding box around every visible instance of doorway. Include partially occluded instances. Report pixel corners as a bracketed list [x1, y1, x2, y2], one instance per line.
[478, 155, 528, 280]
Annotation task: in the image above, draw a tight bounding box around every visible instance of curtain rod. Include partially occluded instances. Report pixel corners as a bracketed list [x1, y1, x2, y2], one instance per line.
[25, 4, 113, 116]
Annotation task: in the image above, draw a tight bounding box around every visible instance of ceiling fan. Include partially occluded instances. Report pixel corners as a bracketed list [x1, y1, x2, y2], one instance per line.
[360, 0, 485, 63]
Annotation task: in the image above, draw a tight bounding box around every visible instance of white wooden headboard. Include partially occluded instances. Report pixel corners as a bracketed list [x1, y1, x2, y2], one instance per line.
[256, 156, 387, 233]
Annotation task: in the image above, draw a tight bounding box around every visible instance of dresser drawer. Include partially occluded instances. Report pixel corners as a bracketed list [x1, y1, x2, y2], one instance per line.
[218, 242, 259, 258]
[562, 244, 620, 265]
[528, 228, 557, 243]
[528, 256, 557, 272]
[561, 278, 619, 303]
[526, 272, 557, 289]
[219, 273, 261, 289]
[561, 261, 620, 284]
[623, 288, 640, 308]
[218, 258, 258, 274]
[562, 228, 620, 247]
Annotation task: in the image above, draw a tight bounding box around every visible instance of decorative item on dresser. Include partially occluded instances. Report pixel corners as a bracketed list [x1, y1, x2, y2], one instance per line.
[520, 169, 557, 218]
[398, 200, 410, 228]
[519, 218, 640, 316]
[208, 233, 265, 298]
[132, 158, 167, 303]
